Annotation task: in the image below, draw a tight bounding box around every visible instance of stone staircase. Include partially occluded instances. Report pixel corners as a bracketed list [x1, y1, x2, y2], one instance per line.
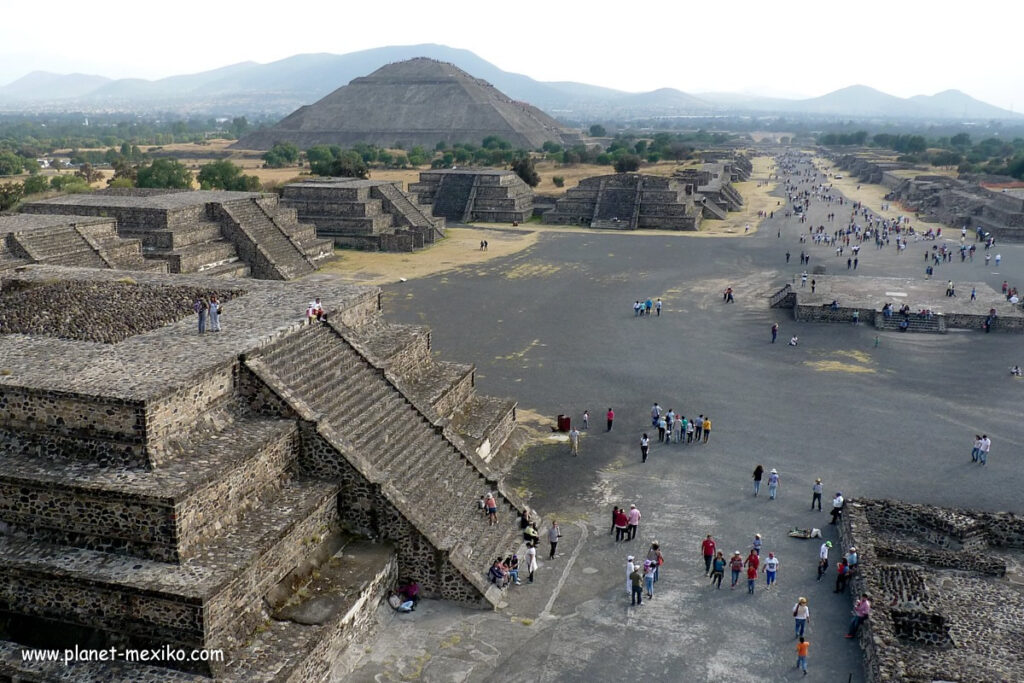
[220, 198, 318, 280]
[431, 173, 477, 222]
[700, 196, 729, 220]
[247, 322, 524, 604]
[375, 182, 445, 241]
[8, 225, 108, 269]
[875, 313, 947, 333]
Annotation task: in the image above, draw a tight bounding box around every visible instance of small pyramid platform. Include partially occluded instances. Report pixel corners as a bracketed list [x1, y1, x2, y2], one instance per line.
[543, 173, 703, 230]
[236, 58, 578, 151]
[281, 178, 445, 251]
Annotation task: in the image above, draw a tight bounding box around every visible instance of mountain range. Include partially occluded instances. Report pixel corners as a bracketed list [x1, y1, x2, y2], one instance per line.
[0, 43, 1018, 122]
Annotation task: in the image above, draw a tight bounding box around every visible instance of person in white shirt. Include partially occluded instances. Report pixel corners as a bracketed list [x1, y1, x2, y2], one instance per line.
[763, 552, 780, 589]
[978, 435, 991, 465]
[830, 493, 845, 525]
[817, 541, 832, 581]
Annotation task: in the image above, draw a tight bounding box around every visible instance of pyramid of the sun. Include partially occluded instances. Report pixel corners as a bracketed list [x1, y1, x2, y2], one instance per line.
[236, 58, 578, 150]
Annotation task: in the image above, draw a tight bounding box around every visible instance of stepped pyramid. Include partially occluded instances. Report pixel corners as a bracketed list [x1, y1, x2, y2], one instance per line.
[0, 267, 525, 680]
[236, 58, 578, 151]
[20, 189, 334, 279]
[543, 173, 703, 230]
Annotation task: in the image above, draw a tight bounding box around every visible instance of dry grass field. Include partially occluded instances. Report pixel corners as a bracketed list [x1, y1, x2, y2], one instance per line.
[813, 157, 943, 224]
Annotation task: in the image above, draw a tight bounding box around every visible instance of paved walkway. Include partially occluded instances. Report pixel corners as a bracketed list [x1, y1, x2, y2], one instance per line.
[337, 153, 1024, 682]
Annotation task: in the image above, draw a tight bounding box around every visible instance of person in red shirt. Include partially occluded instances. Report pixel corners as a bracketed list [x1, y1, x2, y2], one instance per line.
[613, 507, 629, 542]
[729, 551, 744, 589]
[606, 408, 615, 432]
[746, 563, 758, 593]
[701, 534, 717, 576]
[745, 550, 760, 573]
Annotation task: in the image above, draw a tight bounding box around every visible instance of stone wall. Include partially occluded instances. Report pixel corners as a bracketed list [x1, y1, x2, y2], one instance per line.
[840, 499, 1024, 682]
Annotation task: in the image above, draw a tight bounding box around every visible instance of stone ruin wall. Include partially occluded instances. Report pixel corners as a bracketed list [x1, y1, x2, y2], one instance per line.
[840, 499, 1024, 682]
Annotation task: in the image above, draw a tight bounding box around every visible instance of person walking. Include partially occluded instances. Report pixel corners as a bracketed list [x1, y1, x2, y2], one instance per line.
[729, 551, 744, 589]
[701, 534, 717, 575]
[582, 410, 589, 430]
[613, 507, 629, 542]
[694, 415, 703, 442]
[647, 542, 663, 583]
[630, 563, 644, 606]
[767, 468, 780, 500]
[746, 561, 758, 594]
[792, 597, 810, 638]
[817, 541, 832, 581]
[569, 427, 580, 457]
[484, 492, 498, 526]
[643, 560, 655, 598]
[606, 407, 614, 432]
[971, 434, 983, 462]
[846, 594, 871, 637]
[978, 434, 991, 465]
[763, 552, 779, 590]
[795, 637, 809, 676]
[811, 478, 823, 511]
[752, 465, 764, 496]
[709, 551, 725, 589]
[640, 433, 650, 463]
[655, 298, 662, 316]
[830, 492, 845, 524]
[650, 403, 661, 427]
[547, 521, 561, 559]
[771, 322, 779, 343]
[702, 416, 712, 443]
[751, 534, 763, 556]
[526, 543, 537, 584]
[626, 555, 636, 595]
[627, 504, 641, 541]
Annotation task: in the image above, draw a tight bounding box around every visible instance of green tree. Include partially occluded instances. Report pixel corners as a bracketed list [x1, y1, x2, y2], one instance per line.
[950, 133, 971, 150]
[510, 156, 540, 187]
[552, 176, 565, 188]
[137, 159, 193, 189]
[23, 174, 50, 194]
[306, 145, 342, 166]
[0, 181, 23, 210]
[197, 159, 261, 191]
[50, 175, 91, 192]
[230, 116, 250, 138]
[614, 154, 641, 173]
[108, 159, 139, 186]
[310, 151, 369, 179]
[262, 141, 300, 168]
[589, 124, 607, 137]
[75, 163, 102, 184]
[0, 151, 25, 176]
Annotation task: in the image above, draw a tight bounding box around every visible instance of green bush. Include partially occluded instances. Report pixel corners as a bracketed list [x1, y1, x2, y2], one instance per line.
[552, 176, 565, 188]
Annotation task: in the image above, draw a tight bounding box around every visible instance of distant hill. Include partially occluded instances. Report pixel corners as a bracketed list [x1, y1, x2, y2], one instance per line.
[0, 45, 1020, 122]
[0, 71, 112, 100]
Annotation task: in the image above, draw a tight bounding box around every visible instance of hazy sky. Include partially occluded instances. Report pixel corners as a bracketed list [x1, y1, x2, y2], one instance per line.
[2, 0, 1022, 108]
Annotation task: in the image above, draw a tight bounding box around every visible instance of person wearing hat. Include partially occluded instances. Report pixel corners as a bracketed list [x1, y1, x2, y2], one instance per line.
[626, 556, 636, 596]
[768, 468, 780, 500]
[811, 478, 823, 511]
[817, 541, 832, 581]
[830, 492, 845, 525]
[630, 561, 644, 606]
[792, 597, 810, 638]
[729, 551, 744, 589]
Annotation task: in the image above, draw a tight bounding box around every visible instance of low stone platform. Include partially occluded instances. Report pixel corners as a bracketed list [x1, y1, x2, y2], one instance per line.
[775, 275, 1024, 331]
[840, 499, 1024, 682]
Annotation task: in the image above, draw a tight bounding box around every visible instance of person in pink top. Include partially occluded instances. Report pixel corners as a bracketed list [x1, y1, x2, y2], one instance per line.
[606, 408, 615, 431]
[627, 504, 641, 541]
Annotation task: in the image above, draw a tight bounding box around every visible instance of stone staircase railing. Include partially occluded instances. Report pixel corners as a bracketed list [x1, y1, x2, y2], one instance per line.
[769, 283, 795, 308]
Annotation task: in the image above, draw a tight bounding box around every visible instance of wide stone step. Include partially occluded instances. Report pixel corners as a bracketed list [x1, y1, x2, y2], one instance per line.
[200, 259, 251, 278]
[0, 416, 300, 562]
[0, 479, 339, 667]
[404, 360, 475, 419]
[153, 239, 239, 273]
